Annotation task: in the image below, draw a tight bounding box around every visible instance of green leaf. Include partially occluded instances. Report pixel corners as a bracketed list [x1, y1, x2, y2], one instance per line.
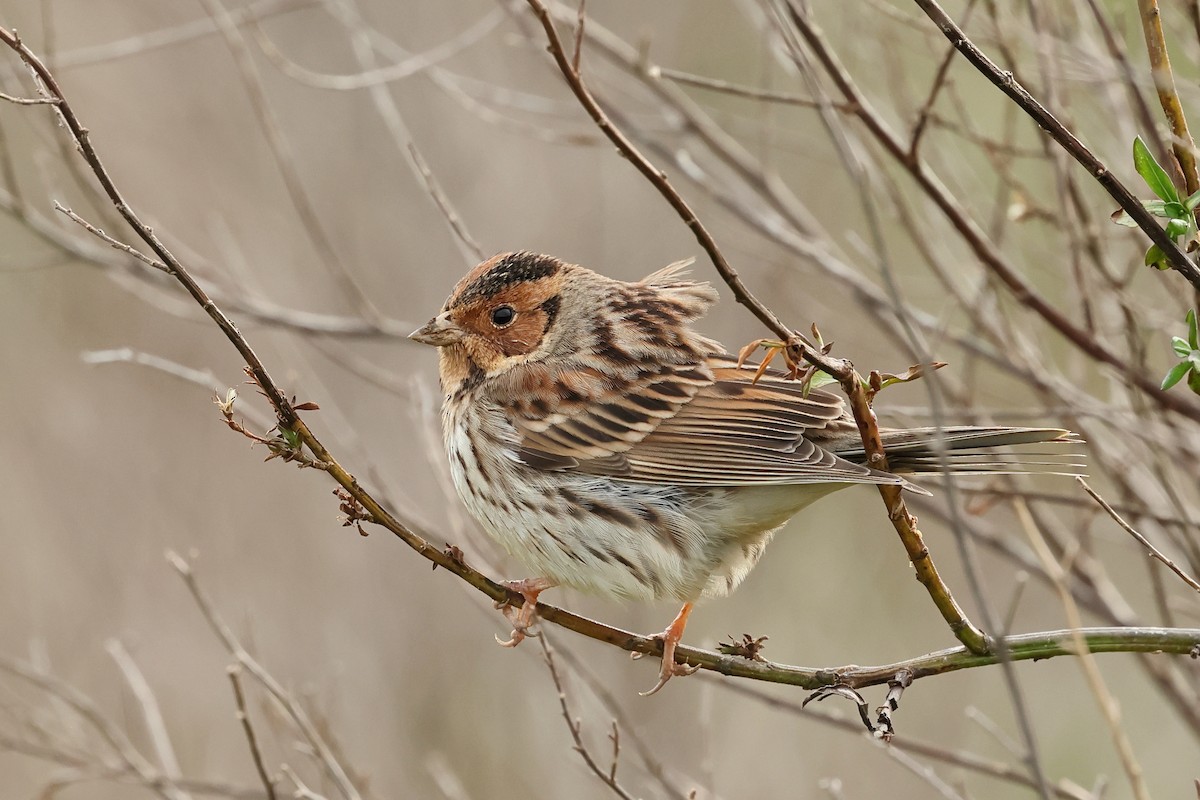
[1133, 136, 1181, 203]
[1174, 336, 1194, 357]
[1165, 201, 1188, 219]
[1188, 189, 1200, 211]
[1166, 218, 1190, 238]
[1145, 244, 1168, 268]
[280, 427, 300, 448]
[808, 371, 837, 390]
[1145, 200, 1170, 216]
[1162, 361, 1191, 390]
[1189, 309, 1199, 350]
[1190, 367, 1200, 394]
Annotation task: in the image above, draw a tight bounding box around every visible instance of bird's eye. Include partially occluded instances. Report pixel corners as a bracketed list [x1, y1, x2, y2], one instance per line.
[491, 305, 516, 327]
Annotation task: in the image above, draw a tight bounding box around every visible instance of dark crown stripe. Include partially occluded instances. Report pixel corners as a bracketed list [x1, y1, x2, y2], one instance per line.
[459, 251, 562, 302]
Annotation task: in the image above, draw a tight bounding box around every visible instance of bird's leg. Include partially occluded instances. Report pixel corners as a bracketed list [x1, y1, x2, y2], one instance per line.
[640, 602, 700, 696]
[494, 577, 556, 647]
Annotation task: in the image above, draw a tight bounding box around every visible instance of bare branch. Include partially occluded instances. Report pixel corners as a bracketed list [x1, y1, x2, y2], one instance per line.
[105, 640, 190, 798]
[1079, 478, 1200, 593]
[227, 666, 278, 800]
[166, 552, 361, 800]
[909, 0, 1200, 291]
[539, 635, 638, 800]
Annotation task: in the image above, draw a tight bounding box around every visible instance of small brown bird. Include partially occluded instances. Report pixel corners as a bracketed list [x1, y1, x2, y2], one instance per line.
[410, 252, 1076, 694]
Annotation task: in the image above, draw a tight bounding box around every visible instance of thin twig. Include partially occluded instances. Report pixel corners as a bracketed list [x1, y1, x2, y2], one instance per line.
[0, 25, 295, 417]
[655, 66, 848, 110]
[571, 0, 586, 75]
[196, 0, 388, 327]
[1016, 501, 1152, 800]
[39, 0, 318, 70]
[167, 552, 361, 800]
[55, 202, 169, 271]
[247, 8, 501, 91]
[553, 642, 692, 800]
[909, 0, 980, 159]
[280, 765, 328, 800]
[321, 0, 485, 262]
[539, 635, 637, 800]
[228, 666, 278, 800]
[1078, 477, 1200, 592]
[788, 3, 1200, 425]
[1135, 0, 1200, 196]
[909, 0, 1200, 291]
[884, 744, 968, 800]
[716, 677, 1101, 800]
[0, 656, 190, 800]
[521, 0, 793, 344]
[105, 640, 191, 799]
[0, 90, 58, 104]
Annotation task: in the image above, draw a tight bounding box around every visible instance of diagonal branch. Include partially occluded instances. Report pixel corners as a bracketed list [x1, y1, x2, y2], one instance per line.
[522, 0, 989, 654]
[909, 0, 1200, 291]
[786, 3, 1200, 426]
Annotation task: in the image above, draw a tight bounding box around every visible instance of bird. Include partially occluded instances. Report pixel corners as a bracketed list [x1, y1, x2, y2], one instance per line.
[409, 251, 1077, 694]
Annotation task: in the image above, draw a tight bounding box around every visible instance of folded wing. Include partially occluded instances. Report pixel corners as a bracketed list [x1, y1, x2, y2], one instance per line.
[505, 355, 904, 487]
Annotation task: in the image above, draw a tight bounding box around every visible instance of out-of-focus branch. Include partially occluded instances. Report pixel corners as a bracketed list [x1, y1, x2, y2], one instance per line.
[322, 0, 486, 262]
[0, 655, 193, 800]
[716, 677, 1095, 800]
[539, 635, 638, 800]
[785, 4, 1200, 425]
[0, 185, 412, 338]
[1017, 501, 1151, 800]
[1135, 0, 1200, 197]
[0, 26, 295, 418]
[106, 640, 191, 799]
[197, 0, 388, 327]
[908, 0, 1200, 291]
[227, 666, 278, 800]
[167, 552, 360, 800]
[248, 6, 501, 91]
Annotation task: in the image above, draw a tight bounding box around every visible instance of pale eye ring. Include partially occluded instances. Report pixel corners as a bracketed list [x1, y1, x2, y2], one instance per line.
[491, 305, 516, 327]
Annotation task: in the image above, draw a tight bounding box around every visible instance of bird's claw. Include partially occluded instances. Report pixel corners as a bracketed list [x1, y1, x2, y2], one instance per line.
[638, 602, 697, 696]
[494, 603, 541, 647]
[495, 629, 533, 648]
[492, 578, 552, 648]
[640, 659, 701, 697]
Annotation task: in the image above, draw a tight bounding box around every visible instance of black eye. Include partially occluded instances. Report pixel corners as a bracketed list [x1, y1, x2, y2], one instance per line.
[491, 305, 516, 327]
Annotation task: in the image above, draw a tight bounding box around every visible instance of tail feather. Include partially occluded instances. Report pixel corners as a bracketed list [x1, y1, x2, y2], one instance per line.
[838, 426, 1084, 479]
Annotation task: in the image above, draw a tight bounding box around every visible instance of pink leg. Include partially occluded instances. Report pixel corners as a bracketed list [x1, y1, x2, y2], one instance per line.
[640, 602, 700, 696]
[494, 577, 556, 648]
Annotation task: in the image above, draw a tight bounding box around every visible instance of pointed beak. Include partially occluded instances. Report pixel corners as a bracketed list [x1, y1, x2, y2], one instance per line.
[409, 312, 466, 347]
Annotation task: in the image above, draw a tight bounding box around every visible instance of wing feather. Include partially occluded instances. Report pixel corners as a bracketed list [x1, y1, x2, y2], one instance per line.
[503, 353, 901, 487]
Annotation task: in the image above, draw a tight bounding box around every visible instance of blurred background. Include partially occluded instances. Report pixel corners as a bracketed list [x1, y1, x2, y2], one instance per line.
[1, 0, 1198, 797]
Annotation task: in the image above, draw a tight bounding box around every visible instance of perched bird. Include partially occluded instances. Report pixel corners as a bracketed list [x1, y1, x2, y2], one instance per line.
[410, 251, 1076, 694]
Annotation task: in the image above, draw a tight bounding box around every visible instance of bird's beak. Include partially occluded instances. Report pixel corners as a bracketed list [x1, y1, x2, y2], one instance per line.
[409, 312, 466, 347]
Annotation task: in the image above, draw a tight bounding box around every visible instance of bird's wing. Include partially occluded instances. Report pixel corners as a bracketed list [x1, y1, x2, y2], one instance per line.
[500, 355, 900, 487]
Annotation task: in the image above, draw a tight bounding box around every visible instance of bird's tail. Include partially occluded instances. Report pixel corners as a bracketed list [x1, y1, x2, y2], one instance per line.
[841, 426, 1084, 478]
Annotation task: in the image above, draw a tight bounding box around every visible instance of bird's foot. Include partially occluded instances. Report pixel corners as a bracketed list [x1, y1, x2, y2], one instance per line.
[493, 577, 555, 648]
[639, 602, 699, 696]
